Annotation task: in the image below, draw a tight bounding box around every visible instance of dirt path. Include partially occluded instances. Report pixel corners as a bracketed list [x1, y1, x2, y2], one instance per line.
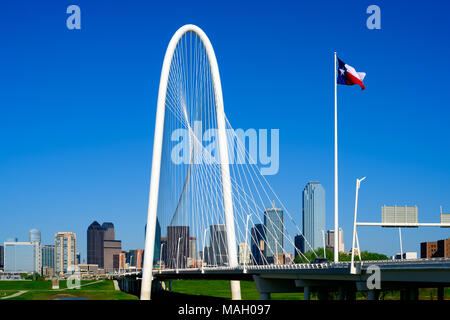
[1, 290, 28, 300]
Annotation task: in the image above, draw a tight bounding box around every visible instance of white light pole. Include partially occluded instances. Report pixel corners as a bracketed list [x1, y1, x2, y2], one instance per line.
[334, 51, 339, 263]
[321, 229, 326, 259]
[202, 227, 208, 273]
[159, 242, 165, 274]
[176, 237, 182, 274]
[351, 177, 366, 274]
[398, 228, 403, 260]
[244, 214, 252, 273]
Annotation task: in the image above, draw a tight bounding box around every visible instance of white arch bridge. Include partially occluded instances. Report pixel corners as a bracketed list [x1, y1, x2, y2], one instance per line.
[135, 25, 450, 300]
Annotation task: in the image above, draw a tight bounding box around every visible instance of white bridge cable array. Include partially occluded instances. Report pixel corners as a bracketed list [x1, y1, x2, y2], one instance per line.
[154, 29, 318, 273]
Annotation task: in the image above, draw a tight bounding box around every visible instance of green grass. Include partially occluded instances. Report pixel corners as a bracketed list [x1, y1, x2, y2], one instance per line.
[168, 280, 450, 300]
[170, 280, 305, 300]
[0, 280, 138, 300]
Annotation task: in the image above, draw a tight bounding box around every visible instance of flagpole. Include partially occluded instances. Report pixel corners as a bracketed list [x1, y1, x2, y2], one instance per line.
[334, 51, 339, 263]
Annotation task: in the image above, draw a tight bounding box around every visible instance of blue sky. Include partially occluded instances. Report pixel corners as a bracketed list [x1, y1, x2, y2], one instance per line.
[0, 0, 449, 261]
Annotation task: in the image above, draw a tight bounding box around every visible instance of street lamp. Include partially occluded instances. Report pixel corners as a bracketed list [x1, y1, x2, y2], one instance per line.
[176, 237, 183, 274]
[202, 227, 209, 273]
[244, 214, 252, 273]
[351, 177, 366, 274]
[159, 242, 165, 274]
[321, 229, 326, 259]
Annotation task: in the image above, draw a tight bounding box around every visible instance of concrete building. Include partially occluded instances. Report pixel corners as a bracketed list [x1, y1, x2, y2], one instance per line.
[119, 252, 126, 269]
[42, 244, 55, 276]
[167, 226, 189, 269]
[29, 229, 42, 275]
[421, 238, 450, 258]
[189, 237, 197, 261]
[238, 242, 251, 265]
[126, 249, 144, 268]
[264, 203, 284, 264]
[209, 224, 228, 266]
[302, 182, 326, 251]
[4, 241, 38, 273]
[326, 228, 344, 253]
[392, 252, 417, 260]
[102, 222, 115, 241]
[54, 232, 77, 276]
[104, 240, 122, 270]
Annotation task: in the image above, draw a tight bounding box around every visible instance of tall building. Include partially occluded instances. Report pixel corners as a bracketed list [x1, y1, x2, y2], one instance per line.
[326, 228, 344, 253]
[144, 219, 161, 265]
[118, 252, 126, 269]
[54, 232, 77, 276]
[264, 203, 284, 264]
[87, 221, 104, 268]
[42, 245, 55, 269]
[135, 249, 144, 269]
[210, 224, 228, 266]
[29, 229, 42, 275]
[294, 234, 305, 258]
[421, 238, 450, 258]
[160, 237, 168, 266]
[251, 223, 266, 265]
[42, 245, 55, 277]
[29, 229, 41, 243]
[102, 222, 115, 241]
[238, 242, 251, 265]
[104, 239, 122, 270]
[100, 222, 122, 270]
[189, 237, 197, 260]
[4, 241, 38, 273]
[0, 245, 4, 269]
[167, 226, 189, 269]
[302, 182, 326, 251]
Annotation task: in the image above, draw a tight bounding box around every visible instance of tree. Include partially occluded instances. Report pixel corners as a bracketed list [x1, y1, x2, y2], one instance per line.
[294, 248, 388, 263]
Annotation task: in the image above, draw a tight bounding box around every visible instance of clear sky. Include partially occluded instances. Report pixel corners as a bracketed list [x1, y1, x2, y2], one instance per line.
[1, 0, 449, 261]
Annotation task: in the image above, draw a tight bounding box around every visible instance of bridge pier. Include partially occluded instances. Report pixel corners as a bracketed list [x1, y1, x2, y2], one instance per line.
[303, 286, 310, 300]
[367, 290, 380, 300]
[438, 286, 444, 301]
[400, 287, 419, 300]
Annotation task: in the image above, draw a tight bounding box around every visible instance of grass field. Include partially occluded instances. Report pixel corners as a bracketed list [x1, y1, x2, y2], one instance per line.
[0, 280, 138, 300]
[168, 280, 450, 300]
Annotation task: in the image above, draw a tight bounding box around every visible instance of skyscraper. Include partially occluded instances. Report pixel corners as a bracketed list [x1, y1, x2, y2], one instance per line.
[29, 229, 42, 275]
[101, 222, 122, 270]
[238, 242, 251, 265]
[144, 219, 161, 265]
[0, 245, 4, 269]
[87, 221, 104, 268]
[326, 228, 344, 253]
[42, 245, 55, 269]
[209, 224, 228, 266]
[54, 232, 77, 276]
[102, 222, 115, 241]
[294, 234, 305, 258]
[302, 182, 325, 251]
[264, 203, 284, 264]
[251, 223, 266, 265]
[29, 229, 41, 243]
[167, 226, 189, 269]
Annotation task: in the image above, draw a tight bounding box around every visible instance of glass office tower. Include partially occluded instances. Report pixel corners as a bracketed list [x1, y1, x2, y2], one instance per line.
[264, 203, 284, 264]
[302, 182, 326, 251]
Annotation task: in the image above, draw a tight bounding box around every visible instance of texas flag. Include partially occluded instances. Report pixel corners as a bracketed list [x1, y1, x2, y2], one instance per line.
[337, 57, 366, 90]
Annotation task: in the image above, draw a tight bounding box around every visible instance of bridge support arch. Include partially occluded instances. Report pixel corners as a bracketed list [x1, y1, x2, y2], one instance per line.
[140, 24, 240, 300]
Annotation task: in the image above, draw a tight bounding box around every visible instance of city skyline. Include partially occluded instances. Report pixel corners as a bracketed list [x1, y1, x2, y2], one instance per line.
[1, 0, 450, 260]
